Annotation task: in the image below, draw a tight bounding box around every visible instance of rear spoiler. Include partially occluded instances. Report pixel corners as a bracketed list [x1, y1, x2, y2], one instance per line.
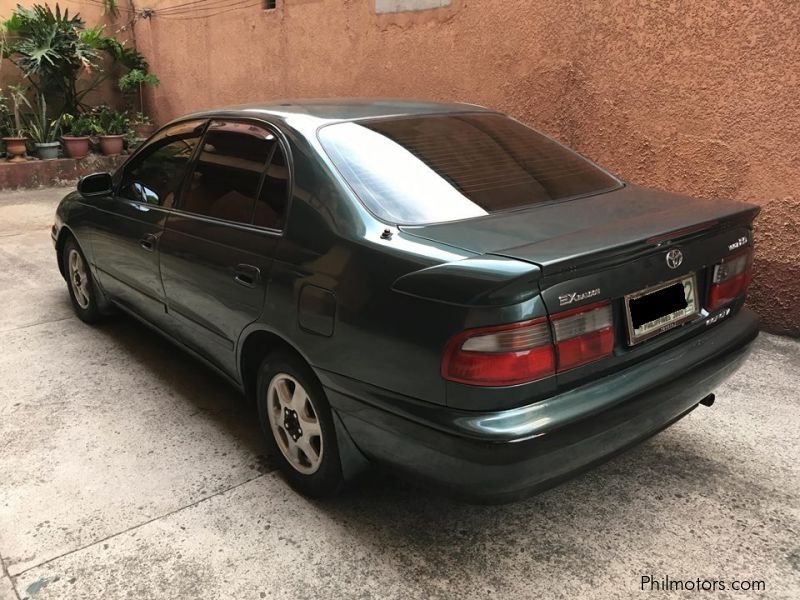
[391, 256, 541, 307]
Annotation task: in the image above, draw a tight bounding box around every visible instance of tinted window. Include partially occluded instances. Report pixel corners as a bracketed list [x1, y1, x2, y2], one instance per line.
[318, 113, 621, 225]
[253, 144, 289, 230]
[180, 121, 275, 224]
[119, 120, 204, 207]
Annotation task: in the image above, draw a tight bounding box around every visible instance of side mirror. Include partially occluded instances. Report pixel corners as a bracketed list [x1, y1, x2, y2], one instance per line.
[77, 172, 113, 197]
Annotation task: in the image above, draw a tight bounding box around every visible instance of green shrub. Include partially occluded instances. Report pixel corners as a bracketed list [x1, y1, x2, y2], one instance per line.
[2, 4, 98, 114]
[62, 112, 100, 137]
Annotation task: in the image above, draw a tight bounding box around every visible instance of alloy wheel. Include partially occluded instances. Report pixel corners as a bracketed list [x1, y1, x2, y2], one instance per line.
[68, 248, 91, 309]
[266, 373, 324, 475]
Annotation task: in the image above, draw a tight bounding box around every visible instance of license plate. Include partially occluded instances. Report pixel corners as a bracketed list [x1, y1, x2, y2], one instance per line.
[624, 274, 698, 345]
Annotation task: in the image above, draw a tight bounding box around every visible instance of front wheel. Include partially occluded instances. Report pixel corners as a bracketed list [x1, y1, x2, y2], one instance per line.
[256, 351, 344, 498]
[63, 237, 103, 324]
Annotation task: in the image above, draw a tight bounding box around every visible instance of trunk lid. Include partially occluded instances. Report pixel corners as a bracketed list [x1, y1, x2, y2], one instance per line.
[400, 184, 759, 276]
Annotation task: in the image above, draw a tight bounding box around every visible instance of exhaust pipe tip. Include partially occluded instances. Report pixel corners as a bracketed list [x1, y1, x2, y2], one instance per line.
[700, 393, 716, 407]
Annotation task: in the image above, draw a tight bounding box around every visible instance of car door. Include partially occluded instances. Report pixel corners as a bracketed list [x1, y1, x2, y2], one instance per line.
[91, 120, 206, 328]
[159, 119, 289, 376]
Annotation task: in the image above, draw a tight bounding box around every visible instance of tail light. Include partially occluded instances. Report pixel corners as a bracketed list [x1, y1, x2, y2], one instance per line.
[441, 318, 555, 386]
[552, 302, 614, 371]
[708, 248, 753, 311]
[441, 302, 615, 387]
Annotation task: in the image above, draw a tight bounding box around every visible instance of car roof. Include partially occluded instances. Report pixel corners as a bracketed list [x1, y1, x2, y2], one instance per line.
[182, 98, 494, 124]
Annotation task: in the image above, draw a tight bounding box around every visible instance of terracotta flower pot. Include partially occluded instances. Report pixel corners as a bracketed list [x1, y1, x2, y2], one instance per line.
[98, 134, 124, 156]
[3, 136, 28, 162]
[133, 123, 155, 139]
[62, 136, 91, 159]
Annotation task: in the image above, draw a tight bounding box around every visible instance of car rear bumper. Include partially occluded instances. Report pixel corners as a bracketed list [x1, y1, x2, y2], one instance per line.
[322, 308, 759, 503]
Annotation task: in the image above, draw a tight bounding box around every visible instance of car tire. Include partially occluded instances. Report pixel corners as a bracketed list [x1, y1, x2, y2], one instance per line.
[63, 236, 103, 324]
[256, 351, 344, 498]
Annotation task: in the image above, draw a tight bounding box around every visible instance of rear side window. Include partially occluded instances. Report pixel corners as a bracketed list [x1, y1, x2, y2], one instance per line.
[180, 121, 276, 224]
[119, 120, 204, 207]
[318, 113, 621, 225]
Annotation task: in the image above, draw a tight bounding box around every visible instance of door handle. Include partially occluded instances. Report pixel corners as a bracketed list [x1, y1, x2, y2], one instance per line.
[234, 264, 261, 288]
[140, 233, 158, 252]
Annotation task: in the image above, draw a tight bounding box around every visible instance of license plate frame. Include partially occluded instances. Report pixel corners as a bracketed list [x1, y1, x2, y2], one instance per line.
[624, 274, 699, 345]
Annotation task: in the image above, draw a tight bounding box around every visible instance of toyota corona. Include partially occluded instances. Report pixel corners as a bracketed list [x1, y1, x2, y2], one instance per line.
[52, 100, 759, 502]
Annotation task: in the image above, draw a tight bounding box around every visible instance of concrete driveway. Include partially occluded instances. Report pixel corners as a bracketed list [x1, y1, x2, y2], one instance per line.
[1, 187, 798, 600]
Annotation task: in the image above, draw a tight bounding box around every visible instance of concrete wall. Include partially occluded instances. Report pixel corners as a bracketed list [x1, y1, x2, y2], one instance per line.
[7, 0, 800, 334]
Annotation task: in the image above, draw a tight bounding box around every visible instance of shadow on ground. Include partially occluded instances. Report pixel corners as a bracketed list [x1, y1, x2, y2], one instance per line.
[90, 312, 276, 473]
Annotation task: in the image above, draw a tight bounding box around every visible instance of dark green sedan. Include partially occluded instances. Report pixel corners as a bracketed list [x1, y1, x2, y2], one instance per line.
[52, 100, 759, 502]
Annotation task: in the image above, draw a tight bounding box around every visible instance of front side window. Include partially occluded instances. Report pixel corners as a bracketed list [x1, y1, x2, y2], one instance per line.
[180, 121, 276, 224]
[318, 113, 621, 225]
[118, 120, 205, 207]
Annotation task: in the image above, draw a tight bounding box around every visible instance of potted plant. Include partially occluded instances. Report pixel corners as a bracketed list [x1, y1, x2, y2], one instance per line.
[61, 113, 97, 159]
[130, 112, 154, 139]
[97, 109, 128, 155]
[2, 86, 28, 162]
[118, 68, 159, 133]
[23, 93, 63, 160]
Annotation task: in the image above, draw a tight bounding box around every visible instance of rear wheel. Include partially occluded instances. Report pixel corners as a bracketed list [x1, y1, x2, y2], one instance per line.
[63, 237, 103, 323]
[256, 351, 344, 497]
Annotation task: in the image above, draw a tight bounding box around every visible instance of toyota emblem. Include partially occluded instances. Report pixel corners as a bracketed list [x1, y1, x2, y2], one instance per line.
[665, 248, 684, 269]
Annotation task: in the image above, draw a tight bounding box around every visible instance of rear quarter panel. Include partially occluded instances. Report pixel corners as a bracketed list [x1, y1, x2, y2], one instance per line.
[252, 128, 552, 407]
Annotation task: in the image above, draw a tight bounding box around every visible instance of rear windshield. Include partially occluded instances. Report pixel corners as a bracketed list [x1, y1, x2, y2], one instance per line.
[318, 113, 621, 225]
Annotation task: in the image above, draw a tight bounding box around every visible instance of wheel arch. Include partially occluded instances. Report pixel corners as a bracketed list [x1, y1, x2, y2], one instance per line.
[237, 326, 312, 403]
[54, 225, 78, 280]
[239, 325, 371, 481]
[56, 225, 114, 316]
